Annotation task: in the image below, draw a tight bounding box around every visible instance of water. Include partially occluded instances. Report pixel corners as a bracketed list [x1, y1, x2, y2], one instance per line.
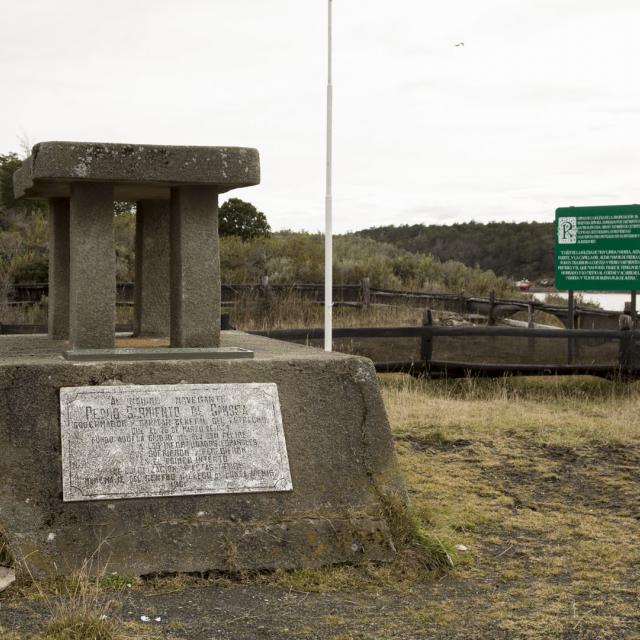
[532, 292, 634, 312]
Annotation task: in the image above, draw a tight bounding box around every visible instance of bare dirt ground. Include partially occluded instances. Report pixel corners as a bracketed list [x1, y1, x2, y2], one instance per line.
[1, 375, 639, 639]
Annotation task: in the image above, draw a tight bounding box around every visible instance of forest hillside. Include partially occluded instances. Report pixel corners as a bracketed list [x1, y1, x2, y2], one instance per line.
[0, 208, 516, 298]
[356, 221, 555, 281]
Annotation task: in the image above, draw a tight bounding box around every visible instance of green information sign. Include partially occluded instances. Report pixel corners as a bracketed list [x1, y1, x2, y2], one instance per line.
[555, 205, 640, 291]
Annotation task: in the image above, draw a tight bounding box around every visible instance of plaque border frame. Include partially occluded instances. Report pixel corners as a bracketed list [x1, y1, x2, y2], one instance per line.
[60, 383, 292, 502]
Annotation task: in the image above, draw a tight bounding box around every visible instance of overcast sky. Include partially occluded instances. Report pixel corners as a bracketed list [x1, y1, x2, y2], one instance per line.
[1, 1, 639, 232]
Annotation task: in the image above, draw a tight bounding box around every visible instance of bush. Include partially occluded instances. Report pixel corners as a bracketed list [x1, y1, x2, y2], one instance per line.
[11, 252, 48, 283]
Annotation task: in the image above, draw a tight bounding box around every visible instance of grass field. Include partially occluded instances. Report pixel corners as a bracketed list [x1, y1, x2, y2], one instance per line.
[381, 374, 640, 638]
[1, 374, 639, 639]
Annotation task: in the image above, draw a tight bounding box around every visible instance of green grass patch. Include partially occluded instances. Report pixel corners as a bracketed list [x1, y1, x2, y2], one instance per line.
[380, 493, 455, 573]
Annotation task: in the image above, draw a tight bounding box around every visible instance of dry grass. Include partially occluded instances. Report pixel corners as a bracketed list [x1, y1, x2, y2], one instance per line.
[230, 291, 424, 331]
[0, 625, 23, 639]
[380, 373, 640, 638]
[2, 290, 426, 330]
[30, 559, 124, 640]
[0, 301, 47, 324]
[383, 374, 640, 448]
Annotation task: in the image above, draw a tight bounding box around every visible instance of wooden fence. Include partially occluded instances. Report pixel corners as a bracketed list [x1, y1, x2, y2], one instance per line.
[4, 280, 637, 378]
[249, 324, 639, 379]
[2, 279, 627, 329]
[2, 319, 636, 378]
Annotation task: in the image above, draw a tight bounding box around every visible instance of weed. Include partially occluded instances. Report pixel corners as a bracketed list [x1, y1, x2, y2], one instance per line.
[380, 493, 455, 573]
[28, 557, 124, 640]
[221, 538, 241, 576]
[41, 611, 120, 640]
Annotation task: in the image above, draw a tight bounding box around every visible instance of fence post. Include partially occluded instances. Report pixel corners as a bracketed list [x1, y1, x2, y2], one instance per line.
[567, 290, 575, 364]
[527, 301, 535, 360]
[575, 309, 582, 361]
[618, 313, 634, 376]
[259, 274, 273, 315]
[260, 275, 272, 299]
[361, 277, 371, 309]
[458, 290, 466, 315]
[488, 290, 496, 326]
[421, 307, 433, 373]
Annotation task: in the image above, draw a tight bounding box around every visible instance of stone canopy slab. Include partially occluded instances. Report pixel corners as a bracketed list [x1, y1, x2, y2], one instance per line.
[13, 141, 260, 200]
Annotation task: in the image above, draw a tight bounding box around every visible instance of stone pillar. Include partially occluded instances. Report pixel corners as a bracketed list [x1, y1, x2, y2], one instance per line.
[170, 186, 220, 348]
[69, 183, 115, 350]
[134, 200, 170, 337]
[47, 198, 70, 340]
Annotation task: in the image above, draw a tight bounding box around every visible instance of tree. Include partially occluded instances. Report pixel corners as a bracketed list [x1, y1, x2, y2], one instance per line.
[219, 198, 270, 241]
[0, 153, 23, 211]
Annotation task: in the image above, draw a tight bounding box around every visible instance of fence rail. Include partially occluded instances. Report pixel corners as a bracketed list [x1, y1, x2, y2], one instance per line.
[248, 324, 639, 379]
[3, 280, 626, 326]
[4, 279, 638, 378]
[2, 320, 637, 378]
[249, 326, 628, 340]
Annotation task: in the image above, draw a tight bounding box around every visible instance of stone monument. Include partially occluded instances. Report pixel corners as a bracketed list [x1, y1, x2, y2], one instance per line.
[13, 141, 260, 356]
[0, 141, 406, 577]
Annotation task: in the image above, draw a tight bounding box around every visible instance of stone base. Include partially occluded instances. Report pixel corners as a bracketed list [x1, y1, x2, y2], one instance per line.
[63, 346, 254, 361]
[0, 332, 406, 576]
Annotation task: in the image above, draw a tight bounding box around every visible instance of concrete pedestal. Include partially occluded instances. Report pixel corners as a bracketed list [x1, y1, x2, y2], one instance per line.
[134, 200, 170, 337]
[47, 198, 70, 340]
[0, 333, 406, 577]
[69, 183, 115, 350]
[170, 186, 220, 348]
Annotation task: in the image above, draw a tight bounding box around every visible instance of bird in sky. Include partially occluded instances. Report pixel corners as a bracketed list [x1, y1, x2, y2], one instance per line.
[454, 42, 464, 47]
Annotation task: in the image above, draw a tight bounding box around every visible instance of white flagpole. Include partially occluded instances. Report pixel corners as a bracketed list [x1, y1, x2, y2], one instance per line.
[324, 0, 333, 352]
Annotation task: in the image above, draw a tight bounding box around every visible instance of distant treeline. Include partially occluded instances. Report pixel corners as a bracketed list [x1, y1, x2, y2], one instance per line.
[1, 147, 518, 299]
[356, 221, 555, 281]
[0, 207, 518, 299]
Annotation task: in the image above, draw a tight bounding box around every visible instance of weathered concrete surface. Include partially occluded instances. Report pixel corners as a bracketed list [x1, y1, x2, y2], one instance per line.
[13, 141, 260, 352]
[69, 182, 115, 350]
[134, 200, 170, 338]
[47, 198, 70, 340]
[0, 333, 406, 577]
[170, 186, 220, 348]
[63, 346, 253, 361]
[13, 141, 260, 200]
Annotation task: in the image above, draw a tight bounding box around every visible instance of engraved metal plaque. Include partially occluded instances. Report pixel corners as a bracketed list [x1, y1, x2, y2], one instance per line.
[60, 383, 292, 501]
